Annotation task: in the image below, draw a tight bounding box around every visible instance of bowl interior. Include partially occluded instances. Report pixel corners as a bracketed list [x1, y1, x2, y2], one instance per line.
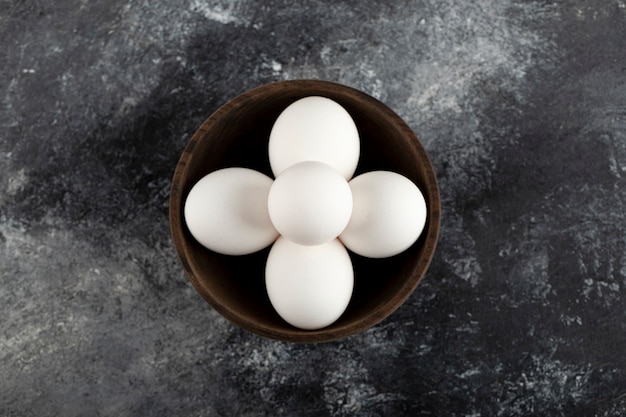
[169, 80, 440, 343]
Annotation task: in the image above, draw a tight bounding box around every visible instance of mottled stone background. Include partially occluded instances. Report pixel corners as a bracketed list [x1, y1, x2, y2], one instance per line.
[2, 0, 626, 415]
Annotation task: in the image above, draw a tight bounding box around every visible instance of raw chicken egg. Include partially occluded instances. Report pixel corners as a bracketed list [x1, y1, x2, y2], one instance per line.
[265, 236, 354, 330]
[184, 168, 278, 255]
[268, 161, 353, 246]
[268, 96, 360, 180]
[340, 171, 427, 258]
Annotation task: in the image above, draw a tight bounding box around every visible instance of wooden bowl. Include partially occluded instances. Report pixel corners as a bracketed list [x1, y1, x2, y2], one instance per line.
[169, 80, 440, 343]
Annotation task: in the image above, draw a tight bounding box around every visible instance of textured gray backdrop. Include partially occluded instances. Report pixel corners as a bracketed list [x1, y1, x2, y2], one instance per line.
[2, 0, 626, 415]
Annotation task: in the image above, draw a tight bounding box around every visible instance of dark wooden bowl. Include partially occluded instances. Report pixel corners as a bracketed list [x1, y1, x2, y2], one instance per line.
[169, 80, 440, 343]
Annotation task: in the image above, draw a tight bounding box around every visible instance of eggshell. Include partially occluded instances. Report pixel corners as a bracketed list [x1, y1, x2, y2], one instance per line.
[184, 168, 278, 255]
[268, 161, 353, 246]
[340, 171, 427, 258]
[265, 237, 354, 330]
[268, 96, 360, 180]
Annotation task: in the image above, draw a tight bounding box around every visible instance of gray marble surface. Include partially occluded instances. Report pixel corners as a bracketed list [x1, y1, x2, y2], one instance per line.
[2, 0, 626, 415]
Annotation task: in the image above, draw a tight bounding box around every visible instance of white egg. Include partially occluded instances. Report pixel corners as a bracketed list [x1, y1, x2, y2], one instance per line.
[265, 237, 354, 330]
[184, 168, 278, 255]
[340, 171, 427, 258]
[268, 96, 360, 180]
[267, 161, 353, 246]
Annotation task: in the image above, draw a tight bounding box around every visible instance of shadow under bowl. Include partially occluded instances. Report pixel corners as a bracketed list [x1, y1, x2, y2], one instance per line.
[169, 80, 440, 343]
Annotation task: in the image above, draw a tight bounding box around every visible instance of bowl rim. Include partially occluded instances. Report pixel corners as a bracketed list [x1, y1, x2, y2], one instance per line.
[169, 79, 441, 343]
